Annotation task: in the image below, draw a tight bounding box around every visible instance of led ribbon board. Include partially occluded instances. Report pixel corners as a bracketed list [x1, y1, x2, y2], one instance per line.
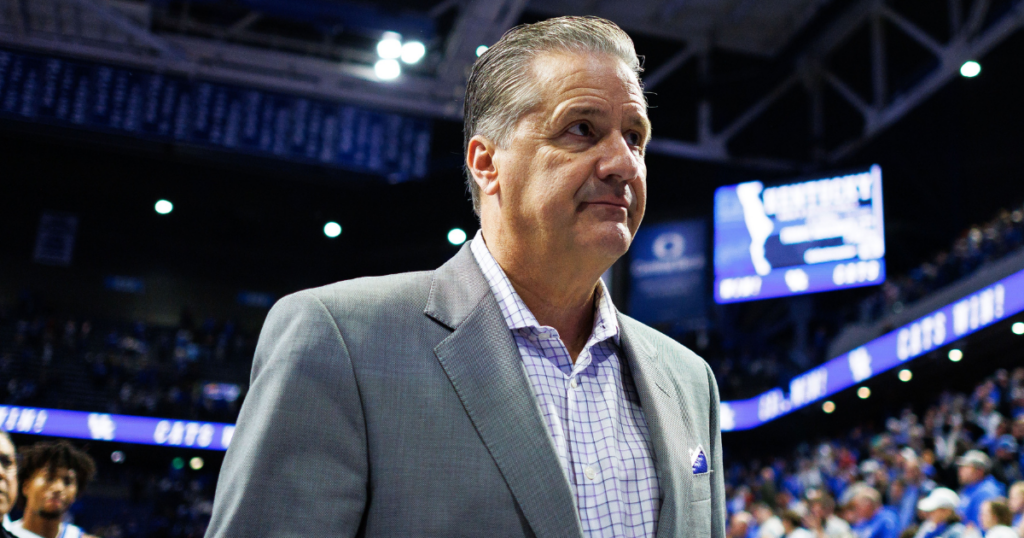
[719, 266, 1024, 431]
[3, 266, 1021, 444]
[714, 165, 886, 303]
[0, 407, 234, 451]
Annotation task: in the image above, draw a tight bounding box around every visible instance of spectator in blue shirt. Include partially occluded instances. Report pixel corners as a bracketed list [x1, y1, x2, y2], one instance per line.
[958, 450, 1008, 529]
[848, 483, 900, 538]
[912, 488, 966, 538]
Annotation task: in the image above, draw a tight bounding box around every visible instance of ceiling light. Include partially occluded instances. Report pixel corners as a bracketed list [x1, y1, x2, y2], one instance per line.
[377, 32, 403, 60]
[948, 348, 963, 362]
[960, 61, 981, 78]
[1012, 321, 1024, 335]
[324, 222, 342, 238]
[448, 228, 467, 246]
[857, 386, 871, 399]
[375, 59, 401, 80]
[475, 45, 488, 57]
[898, 369, 912, 382]
[401, 41, 425, 64]
[155, 199, 173, 215]
[189, 457, 204, 470]
[822, 401, 836, 414]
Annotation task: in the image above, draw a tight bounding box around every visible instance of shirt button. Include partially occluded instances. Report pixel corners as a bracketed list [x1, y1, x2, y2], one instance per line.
[569, 378, 578, 389]
[584, 466, 597, 480]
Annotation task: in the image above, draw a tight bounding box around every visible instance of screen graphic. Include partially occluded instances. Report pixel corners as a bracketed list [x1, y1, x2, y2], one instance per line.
[629, 220, 707, 326]
[714, 165, 885, 303]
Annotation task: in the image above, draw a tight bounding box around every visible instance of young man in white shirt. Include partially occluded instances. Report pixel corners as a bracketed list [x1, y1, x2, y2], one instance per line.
[8, 441, 96, 538]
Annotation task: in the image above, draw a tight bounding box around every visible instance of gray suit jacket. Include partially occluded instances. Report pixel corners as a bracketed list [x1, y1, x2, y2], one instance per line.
[206, 244, 725, 538]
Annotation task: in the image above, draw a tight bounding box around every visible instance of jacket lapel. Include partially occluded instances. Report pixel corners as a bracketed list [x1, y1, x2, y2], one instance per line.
[426, 245, 584, 538]
[617, 314, 692, 538]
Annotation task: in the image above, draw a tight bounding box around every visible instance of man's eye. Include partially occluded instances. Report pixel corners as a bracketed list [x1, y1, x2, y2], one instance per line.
[626, 132, 642, 146]
[567, 123, 591, 137]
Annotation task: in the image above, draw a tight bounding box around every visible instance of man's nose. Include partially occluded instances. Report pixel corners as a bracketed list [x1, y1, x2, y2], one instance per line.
[595, 131, 641, 185]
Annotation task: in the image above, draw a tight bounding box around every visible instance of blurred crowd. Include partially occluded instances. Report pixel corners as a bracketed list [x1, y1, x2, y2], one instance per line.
[858, 205, 1024, 324]
[0, 298, 253, 423]
[723, 367, 1024, 538]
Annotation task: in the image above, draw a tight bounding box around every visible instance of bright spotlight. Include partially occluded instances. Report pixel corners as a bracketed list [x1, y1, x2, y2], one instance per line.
[948, 348, 963, 362]
[1012, 321, 1024, 335]
[448, 228, 467, 246]
[960, 60, 981, 78]
[401, 41, 426, 64]
[324, 222, 342, 238]
[155, 199, 173, 215]
[376, 32, 403, 59]
[475, 45, 489, 57]
[375, 59, 401, 80]
[190, 457, 204, 470]
[822, 401, 836, 414]
[857, 386, 871, 399]
[898, 369, 913, 382]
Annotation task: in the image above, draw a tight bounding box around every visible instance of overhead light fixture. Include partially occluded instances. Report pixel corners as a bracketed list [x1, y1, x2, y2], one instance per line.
[190, 457, 204, 470]
[377, 31, 403, 60]
[948, 348, 963, 362]
[401, 41, 426, 64]
[960, 60, 981, 78]
[822, 401, 836, 414]
[375, 59, 401, 80]
[448, 228, 467, 245]
[155, 199, 173, 215]
[324, 221, 342, 238]
[475, 45, 489, 57]
[857, 386, 871, 399]
[898, 369, 912, 382]
[1012, 321, 1024, 335]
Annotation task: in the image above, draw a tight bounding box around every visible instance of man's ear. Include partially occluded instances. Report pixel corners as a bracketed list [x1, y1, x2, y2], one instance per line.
[466, 135, 500, 197]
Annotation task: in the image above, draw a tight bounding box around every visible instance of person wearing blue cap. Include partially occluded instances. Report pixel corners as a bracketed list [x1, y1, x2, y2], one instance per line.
[992, 436, 1022, 486]
[958, 450, 1008, 530]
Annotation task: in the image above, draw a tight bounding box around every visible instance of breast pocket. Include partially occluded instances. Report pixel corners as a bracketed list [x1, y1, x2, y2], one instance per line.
[689, 469, 711, 502]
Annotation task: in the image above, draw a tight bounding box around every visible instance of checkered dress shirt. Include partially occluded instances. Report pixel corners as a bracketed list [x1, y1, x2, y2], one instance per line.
[470, 232, 661, 537]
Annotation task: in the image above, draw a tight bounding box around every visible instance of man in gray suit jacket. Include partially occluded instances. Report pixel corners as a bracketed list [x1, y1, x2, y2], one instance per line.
[207, 15, 725, 538]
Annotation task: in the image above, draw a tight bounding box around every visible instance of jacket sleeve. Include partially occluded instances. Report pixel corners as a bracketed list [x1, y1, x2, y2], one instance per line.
[206, 291, 368, 538]
[706, 362, 727, 538]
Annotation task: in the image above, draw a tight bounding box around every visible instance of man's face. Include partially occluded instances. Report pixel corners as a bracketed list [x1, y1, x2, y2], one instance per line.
[0, 436, 16, 516]
[489, 51, 649, 263]
[958, 465, 983, 486]
[852, 498, 877, 523]
[22, 466, 78, 519]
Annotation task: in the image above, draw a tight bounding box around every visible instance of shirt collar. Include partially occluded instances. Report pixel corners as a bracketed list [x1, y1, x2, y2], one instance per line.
[469, 231, 620, 346]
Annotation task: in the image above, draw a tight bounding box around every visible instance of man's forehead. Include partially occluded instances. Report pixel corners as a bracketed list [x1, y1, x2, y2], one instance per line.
[531, 51, 646, 109]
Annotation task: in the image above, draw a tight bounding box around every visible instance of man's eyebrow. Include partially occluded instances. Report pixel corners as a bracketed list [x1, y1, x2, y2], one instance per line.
[627, 114, 652, 138]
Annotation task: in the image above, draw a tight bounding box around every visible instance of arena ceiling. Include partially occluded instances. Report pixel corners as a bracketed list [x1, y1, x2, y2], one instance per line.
[1, 0, 1022, 170]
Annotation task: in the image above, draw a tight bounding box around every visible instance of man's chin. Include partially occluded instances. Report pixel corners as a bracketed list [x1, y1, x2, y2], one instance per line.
[37, 508, 63, 520]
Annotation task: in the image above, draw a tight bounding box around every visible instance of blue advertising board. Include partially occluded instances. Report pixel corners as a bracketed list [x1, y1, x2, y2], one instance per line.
[720, 266, 1022, 431]
[0, 47, 431, 182]
[629, 220, 707, 326]
[714, 165, 885, 303]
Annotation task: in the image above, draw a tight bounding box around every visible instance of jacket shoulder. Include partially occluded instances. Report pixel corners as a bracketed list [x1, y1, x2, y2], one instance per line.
[618, 313, 710, 374]
[274, 270, 435, 320]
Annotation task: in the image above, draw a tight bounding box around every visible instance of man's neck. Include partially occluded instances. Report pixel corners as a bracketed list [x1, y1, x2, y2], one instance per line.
[22, 512, 61, 538]
[482, 230, 610, 363]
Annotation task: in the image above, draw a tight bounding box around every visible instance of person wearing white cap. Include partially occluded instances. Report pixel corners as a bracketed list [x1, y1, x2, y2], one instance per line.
[959, 450, 1008, 529]
[913, 488, 966, 538]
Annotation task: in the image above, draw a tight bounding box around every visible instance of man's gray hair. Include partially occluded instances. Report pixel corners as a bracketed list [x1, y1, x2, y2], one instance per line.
[462, 16, 644, 215]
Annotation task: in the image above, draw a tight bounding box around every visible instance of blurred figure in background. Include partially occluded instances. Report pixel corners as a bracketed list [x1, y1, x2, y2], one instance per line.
[849, 484, 900, 538]
[783, 510, 815, 538]
[731, 511, 756, 538]
[0, 432, 17, 538]
[805, 489, 854, 538]
[9, 441, 96, 538]
[913, 488, 965, 538]
[979, 499, 1018, 538]
[753, 502, 786, 538]
[1008, 482, 1024, 535]
[958, 451, 1007, 529]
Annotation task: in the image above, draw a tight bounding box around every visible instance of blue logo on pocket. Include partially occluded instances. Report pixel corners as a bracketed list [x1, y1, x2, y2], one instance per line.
[691, 446, 709, 475]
